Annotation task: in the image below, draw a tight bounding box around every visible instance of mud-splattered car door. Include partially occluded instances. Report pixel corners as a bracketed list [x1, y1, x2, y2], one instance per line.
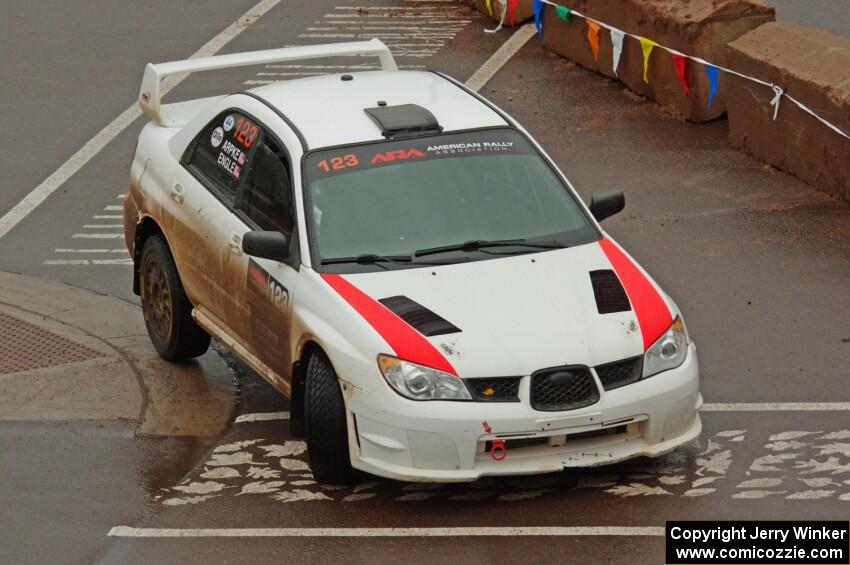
[232, 129, 299, 381]
[168, 110, 259, 336]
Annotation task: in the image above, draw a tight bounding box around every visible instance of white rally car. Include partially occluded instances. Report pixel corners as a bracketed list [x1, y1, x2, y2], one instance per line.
[125, 40, 701, 483]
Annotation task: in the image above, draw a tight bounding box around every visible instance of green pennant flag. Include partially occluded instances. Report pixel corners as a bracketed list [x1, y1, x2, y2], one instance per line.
[556, 5, 572, 23]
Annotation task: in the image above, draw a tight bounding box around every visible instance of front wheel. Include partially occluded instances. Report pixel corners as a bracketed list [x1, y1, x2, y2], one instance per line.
[139, 235, 210, 361]
[304, 351, 355, 484]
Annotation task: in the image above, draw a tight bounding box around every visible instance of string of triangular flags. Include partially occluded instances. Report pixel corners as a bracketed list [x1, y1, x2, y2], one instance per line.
[484, 0, 850, 141]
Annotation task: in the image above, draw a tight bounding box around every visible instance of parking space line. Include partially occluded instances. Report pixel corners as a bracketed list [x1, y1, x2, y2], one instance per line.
[0, 0, 284, 241]
[109, 526, 664, 538]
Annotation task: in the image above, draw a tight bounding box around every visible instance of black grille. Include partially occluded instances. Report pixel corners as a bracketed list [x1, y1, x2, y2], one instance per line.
[465, 377, 521, 402]
[379, 296, 460, 337]
[589, 270, 631, 314]
[530, 367, 599, 412]
[595, 357, 643, 391]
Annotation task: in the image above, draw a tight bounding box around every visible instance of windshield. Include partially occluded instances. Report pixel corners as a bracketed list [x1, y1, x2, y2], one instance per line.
[304, 128, 598, 271]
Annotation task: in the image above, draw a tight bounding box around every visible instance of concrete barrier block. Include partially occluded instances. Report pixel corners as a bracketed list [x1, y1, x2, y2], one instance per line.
[461, 0, 535, 26]
[727, 22, 850, 203]
[540, 0, 774, 122]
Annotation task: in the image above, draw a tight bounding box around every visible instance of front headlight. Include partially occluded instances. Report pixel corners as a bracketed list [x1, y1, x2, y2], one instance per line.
[642, 317, 688, 378]
[377, 355, 471, 401]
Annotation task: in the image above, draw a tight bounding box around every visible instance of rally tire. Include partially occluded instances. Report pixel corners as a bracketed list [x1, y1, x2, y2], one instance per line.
[139, 235, 210, 361]
[304, 352, 355, 484]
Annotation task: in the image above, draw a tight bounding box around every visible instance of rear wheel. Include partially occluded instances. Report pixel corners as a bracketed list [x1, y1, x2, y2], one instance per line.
[140, 235, 210, 361]
[304, 351, 355, 484]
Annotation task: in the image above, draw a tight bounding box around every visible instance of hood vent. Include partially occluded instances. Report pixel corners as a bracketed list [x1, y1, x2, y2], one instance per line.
[364, 104, 443, 139]
[379, 296, 461, 337]
[589, 270, 631, 314]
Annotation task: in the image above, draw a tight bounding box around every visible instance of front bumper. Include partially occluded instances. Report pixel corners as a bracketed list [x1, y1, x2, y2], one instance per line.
[347, 344, 701, 482]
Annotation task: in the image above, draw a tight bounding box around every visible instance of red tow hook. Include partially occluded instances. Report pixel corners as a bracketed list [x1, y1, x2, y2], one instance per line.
[482, 421, 507, 461]
[490, 439, 507, 461]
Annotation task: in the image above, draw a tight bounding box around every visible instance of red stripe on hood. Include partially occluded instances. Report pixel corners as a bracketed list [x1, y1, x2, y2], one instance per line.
[320, 273, 458, 376]
[598, 239, 672, 350]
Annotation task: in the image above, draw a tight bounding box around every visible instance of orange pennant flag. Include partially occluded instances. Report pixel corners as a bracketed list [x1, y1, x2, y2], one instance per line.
[586, 21, 601, 63]
[639, 37, 656, 83]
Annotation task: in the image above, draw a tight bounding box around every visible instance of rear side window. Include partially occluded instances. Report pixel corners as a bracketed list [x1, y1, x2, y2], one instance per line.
[184, 111, 259, 201]
[238, 135, 295, 239]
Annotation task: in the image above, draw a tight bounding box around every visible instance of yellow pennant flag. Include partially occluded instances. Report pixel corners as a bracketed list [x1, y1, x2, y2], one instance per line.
[485, 0, 493, 16]
[639, 37, 656, 83]
[586, 21, 601, 63]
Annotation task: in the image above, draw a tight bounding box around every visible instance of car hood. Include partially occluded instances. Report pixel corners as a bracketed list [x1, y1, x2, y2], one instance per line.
[336, 239, 674, 378]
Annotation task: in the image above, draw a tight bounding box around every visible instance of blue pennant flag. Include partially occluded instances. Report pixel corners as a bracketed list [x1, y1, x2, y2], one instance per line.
[705, 64, 719, 108]
[533, 0, 544, 37]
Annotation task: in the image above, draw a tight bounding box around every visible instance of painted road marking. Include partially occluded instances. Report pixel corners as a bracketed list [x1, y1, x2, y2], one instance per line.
[46, 204, 131, 265]
[44, 259, 132, 266]
[55, 249, 128, 254]
[234, 411, 291, 423]
[703, 403, 850, 412]
[109, 526, 664, 538]
[242, 4, 473, 85]
[232, 405, 850, 423]
[148, 422, 850, 508]
[0, 0, 284, 241]
[466, 23, 536, 92]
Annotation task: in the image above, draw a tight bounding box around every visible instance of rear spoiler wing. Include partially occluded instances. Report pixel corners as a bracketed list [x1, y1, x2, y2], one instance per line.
[139, 39, 398, 125]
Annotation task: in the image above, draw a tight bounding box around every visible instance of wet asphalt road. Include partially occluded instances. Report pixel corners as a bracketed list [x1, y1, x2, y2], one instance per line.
[1, 1, 850, 564]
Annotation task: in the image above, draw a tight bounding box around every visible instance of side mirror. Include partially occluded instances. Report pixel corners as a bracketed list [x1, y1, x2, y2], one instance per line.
[242, 231, 289, 262]
[589, 189, 625, 222]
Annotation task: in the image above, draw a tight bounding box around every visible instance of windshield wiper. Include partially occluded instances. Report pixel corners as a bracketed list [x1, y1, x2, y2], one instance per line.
[321, 254, 457, 268]
[413, 239, 566, 258]
[322, 254, 412, 267]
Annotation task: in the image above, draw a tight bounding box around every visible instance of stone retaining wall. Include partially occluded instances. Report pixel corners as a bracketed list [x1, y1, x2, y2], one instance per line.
[727, 21, 850, 203]
[539, 0, 774, 122]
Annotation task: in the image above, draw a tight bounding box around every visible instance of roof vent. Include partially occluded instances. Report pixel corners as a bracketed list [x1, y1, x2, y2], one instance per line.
[364, 104, 443, 139]
[379, 296, 460, 337]
[589, 270, 632, 314]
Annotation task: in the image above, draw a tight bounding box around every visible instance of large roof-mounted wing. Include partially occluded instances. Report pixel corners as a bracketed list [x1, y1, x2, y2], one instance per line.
[139, 39, 398, 126]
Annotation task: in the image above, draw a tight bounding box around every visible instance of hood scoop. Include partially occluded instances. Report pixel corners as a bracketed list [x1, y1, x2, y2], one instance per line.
[589, 270, 632, 314]
[379, 296, 461, 337]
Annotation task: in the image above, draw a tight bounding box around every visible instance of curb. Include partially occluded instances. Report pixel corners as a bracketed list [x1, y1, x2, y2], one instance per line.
[0, 272, 236, 437]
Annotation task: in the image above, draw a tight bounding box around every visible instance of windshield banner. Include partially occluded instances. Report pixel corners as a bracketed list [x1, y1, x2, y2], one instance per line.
[306, 129, 533, 179]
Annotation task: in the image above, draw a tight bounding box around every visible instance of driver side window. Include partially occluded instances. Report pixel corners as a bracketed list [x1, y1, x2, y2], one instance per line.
[238, 134, 295, 242]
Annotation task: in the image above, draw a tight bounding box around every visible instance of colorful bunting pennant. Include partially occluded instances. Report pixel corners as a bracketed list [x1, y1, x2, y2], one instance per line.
[639, 37, 656, 83]
[672, 54, 689, 95]
[533, 0, 544, 36]
[586, 20, 601, 63]
[491, 0, 850, 140]
[610, 28, 625, 77]
[555, 5, 571, 23]
[705, 64, 719, 107]
[508, 0, 519, 26]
